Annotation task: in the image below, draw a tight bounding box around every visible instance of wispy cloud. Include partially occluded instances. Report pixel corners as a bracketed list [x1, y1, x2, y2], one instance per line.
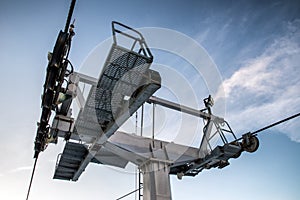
[220, 55, 277, 97]
[216, 20, 300, 142]
[9, 166, 32, 173]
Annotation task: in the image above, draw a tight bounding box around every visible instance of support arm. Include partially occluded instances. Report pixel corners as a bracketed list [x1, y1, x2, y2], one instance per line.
[147, 96, 215, 120]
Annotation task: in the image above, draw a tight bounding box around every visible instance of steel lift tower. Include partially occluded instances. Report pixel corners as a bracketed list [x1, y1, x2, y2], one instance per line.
[27, 1, 300, 199]
[39, 19, 258, 199]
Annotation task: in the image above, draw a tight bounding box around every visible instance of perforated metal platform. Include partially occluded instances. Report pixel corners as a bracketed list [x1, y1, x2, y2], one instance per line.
[73, 21, 160, 142]
[95, 44, 153, 127]
[53, 142, 88, 180]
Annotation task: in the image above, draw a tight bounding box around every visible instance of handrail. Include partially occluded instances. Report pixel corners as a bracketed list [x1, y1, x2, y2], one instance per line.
[111, 21, 153, 60]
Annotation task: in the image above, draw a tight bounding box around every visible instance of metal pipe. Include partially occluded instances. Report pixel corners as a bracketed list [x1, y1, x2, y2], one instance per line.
[147, 96, 211, 120]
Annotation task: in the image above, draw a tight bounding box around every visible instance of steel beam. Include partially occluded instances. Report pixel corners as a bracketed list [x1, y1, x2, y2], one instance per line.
[147, 96, 212, 120]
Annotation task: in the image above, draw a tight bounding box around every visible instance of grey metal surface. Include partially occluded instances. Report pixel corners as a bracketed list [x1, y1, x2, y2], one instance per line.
[95, 45, 153, 131]
[92, 146, 129, 168]
[108, 131, 199, 166]
[141, 159, 172, 200]
[169, 142, 242, 177]
[147, 96, 212, 120]
[53, 142, 88, 180]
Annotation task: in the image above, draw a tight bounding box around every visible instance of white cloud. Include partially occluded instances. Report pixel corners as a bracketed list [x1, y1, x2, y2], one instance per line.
[9, 166, 32, 173]
[216, 20, 300, 142]
[220, 55, 277, 97]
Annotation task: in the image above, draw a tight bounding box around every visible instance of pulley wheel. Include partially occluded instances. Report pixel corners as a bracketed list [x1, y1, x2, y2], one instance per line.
[243, 136, 259, 153]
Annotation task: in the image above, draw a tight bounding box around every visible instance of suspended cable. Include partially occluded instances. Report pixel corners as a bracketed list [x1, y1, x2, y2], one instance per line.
[134, 111, 138, 200]
[139, 104, 144, 200]
[152, 103, 155, 141]
[235, 112, 300, 142]
[252, 112, 300, 135]
[64, 0, 76, 33]
[140, 104, 144, 137]
[135, 111, 138, 135]
[116, 186, 143, 200]
[25, 155, 39, 200]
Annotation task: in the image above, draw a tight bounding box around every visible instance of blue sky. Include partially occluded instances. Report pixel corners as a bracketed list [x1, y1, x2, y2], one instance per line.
[0, 0, 300, 199]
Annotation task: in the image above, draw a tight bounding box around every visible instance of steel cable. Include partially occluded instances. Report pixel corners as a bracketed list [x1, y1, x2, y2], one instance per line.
[25, 155, 39, 200]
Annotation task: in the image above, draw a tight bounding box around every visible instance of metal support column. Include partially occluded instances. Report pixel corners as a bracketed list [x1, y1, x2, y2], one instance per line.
[140, 159, 172, 200]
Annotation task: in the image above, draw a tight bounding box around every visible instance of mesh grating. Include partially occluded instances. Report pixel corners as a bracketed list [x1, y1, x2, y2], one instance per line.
[73, 45, 159, 143]
[95, 45, 152, 128]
